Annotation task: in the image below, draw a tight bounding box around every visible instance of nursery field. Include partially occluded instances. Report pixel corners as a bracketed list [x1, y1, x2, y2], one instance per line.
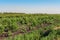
[0, 13, 60, 40]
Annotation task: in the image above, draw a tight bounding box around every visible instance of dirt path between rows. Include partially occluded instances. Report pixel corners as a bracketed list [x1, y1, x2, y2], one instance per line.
[54, 26, 60, 30]
[0, 26, 60, 40]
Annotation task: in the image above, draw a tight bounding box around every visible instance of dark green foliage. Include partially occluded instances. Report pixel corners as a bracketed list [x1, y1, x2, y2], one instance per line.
[56, 29, 60, 35]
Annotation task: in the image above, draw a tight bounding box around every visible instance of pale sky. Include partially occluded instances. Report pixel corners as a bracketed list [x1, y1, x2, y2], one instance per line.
[0, 0, 60, 14]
